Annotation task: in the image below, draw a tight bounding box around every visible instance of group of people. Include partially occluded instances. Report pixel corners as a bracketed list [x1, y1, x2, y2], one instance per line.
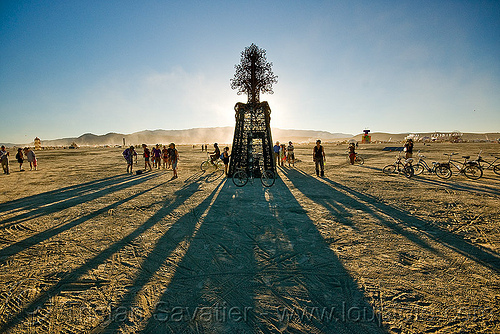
[0, 145, 37, 174]
[273, 140, 327, 177]
[273, 141, 296, 168]
[123, 143, 179, 179]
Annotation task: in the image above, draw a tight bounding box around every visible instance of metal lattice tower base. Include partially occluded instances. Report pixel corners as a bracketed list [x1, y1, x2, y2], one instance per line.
[228, 101, 275, 177]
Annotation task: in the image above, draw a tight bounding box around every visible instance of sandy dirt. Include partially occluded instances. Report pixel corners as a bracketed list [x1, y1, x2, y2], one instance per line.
[0, 142, 499, 333]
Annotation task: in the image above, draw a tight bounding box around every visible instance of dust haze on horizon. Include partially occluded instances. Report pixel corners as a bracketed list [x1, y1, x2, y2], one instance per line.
[1, 1, 499, 144]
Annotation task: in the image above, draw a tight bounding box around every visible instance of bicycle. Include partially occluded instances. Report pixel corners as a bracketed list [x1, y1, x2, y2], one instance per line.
[474, 150, 500, 175]
[200, 153, 223, 172]
[442, 153, 483, 180]
[383, 153, 414, 178]
[413, 151, 452, 179]
[232, 165, 275, 187]
[345, 152, 364, 165]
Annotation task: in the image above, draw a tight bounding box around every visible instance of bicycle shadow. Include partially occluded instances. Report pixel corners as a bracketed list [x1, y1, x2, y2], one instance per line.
[135, 180, 384, 333]
[282, 168, 499, 274]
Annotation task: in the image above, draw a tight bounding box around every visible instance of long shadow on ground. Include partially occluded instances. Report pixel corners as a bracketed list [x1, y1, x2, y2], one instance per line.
[0, 174, 166, 264]
[134, 178, 384, 333]
[283, 168, 500, 275]
[0, 172, 161, 228]
[358, 165, 500, 197]
[0, 173, 216, 333]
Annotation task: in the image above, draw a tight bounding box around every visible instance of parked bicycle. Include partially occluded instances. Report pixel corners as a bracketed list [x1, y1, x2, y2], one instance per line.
[383, 153, 414, 178]
[200, 153, 223, 172]
[232, 165, 275, 187]
[442, 153, 482, 180]
[413, 151, 452, 179]
[345, 151, 364, 165]
[474, 150, 500, 175]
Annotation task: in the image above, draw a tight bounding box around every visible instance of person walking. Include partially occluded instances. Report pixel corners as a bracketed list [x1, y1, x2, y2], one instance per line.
[313, 140, 326, 177]
[1, 146, 10, 175]
[168, 143, 179, 180]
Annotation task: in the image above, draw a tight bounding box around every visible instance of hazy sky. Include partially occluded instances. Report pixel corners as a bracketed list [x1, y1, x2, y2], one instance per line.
[1, 0, 499, 143]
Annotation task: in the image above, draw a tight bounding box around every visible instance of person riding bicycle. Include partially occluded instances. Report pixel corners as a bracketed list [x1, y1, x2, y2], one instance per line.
[210, 143, 221, 165]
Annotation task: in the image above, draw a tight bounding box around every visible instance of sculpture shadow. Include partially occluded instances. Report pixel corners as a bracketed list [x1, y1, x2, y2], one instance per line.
[135, 179, 384, 333]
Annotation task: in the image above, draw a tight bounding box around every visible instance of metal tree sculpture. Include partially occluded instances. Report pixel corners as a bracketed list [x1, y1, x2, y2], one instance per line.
[228, 44, 278, 177]
[230, 43, 278, 104]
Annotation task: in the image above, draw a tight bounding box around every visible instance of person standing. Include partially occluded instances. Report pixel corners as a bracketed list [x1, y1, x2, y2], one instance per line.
[123, 146, 137, 174]
[168, 143, 179, 180]
[24, 147, 37, 170]
[348, 143, 356, 165]
[162, 145, 169, 169]
[313, 140, 326, 177]
[15, 148, 24, 171]
[279, 144, 286, 167]
[153, 144, 161, 169]
[222, 146, 230, 175]
[273, 141, 280, 167]
[404, 139, 414, 159]
[142, 144, 152, 171]
[1, 146, 10, 174]
[287, 141, 295, 167]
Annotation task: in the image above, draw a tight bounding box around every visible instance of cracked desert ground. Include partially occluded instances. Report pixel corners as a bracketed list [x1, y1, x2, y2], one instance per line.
[1, 142, 499, 333]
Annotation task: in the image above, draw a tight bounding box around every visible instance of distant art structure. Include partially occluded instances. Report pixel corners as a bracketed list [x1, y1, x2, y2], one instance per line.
[228, 44, 278, 177]
[34, 137, 41, 150]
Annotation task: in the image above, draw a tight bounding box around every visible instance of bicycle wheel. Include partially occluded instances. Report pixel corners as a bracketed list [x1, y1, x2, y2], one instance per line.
[383, 164, 396, 175]
[413, 163, 424, 175]
[403, 165, 414, 178]
[355, 156, 364, 165]
[435, 165, 452, 179]
[232, 170, 248, 187]
[463, 165, 483, 180]
[200, 161, 211, 171]
[216, 159, 224, 169]
[493, 164, 500, 175]
[261, 170, 275, 187]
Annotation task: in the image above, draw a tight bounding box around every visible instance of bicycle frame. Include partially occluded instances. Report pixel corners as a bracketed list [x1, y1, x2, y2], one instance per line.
[383, 153, 414, 178]
[475, 150, 500, 170]
[443, 153, 483, 179]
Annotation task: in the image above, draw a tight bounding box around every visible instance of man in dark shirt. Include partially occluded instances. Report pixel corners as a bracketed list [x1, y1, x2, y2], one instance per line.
[313, 140, 326, 177]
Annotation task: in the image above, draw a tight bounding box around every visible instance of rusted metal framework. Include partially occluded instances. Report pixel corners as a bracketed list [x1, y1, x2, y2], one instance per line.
[229, 101, 274, 177]
[228, 44, 278, 177]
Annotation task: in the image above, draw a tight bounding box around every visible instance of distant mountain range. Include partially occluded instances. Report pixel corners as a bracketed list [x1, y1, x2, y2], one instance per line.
[3, 128, 498, 147]
[5, 127, 353, 147]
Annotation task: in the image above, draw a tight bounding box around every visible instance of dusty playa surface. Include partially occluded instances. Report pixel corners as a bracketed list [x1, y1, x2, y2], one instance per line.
[1, 142, 499, 333]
